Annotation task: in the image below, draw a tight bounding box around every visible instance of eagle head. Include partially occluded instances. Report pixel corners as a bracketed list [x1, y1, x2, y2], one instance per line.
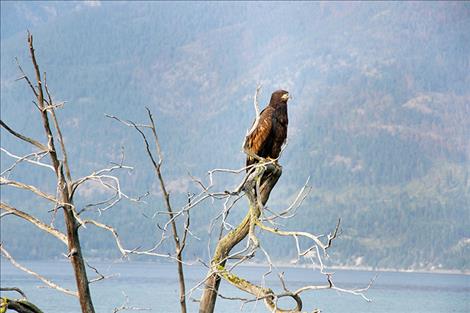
[270, 90, 290, 106]
[280, 92, 290, 101]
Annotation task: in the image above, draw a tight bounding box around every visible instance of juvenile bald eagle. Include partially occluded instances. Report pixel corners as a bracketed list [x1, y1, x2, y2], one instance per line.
[244, 90, 289, 172]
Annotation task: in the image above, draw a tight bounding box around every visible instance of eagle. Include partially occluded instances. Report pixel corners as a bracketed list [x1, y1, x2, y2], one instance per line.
[244, 89, 289, 172]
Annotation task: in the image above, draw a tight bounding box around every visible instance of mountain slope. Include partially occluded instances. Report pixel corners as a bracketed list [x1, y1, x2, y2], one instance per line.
[1, 2, 469, 271]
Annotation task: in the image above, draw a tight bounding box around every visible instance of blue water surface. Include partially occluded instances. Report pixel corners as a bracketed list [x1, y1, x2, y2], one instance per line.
[0, 260, 468, 313]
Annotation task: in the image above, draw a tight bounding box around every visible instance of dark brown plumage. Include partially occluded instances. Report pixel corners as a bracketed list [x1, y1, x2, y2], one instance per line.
[244, 89, 289, 171]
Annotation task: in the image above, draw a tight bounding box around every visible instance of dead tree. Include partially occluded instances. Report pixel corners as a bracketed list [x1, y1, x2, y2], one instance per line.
[197, 87, 373, 313]
[106, 87, 373, 313]
[198, 163, 283, 312]
[1, 33, 140, 313]
[1, 33, 94, 313]
[106, 109, 190, 313]
[99, 88, 374, 312]
[1, 34, 372, 313]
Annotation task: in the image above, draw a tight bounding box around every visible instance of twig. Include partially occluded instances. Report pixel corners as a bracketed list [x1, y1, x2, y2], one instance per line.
[44, 72, 72, 183]
[86, 262, 116, 284]
[113, 292, 150, 313]
[1, 148, 53, 175]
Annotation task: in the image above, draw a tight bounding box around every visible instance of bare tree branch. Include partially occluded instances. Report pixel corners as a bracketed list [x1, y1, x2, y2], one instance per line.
[44, 72, 72, 183]
[263, 176, 311, 223]
[0, 287, 28, 299]
[255, 220, 327, 252]
[112, 292, 150, 313]
[0, 297, 44, 313]
[198, 84, 372, 312]
[14, 56, 38, 98]
[108, 108, 189, 313]
[0, 245, 78, 297]
[199, 162, 282, 312]
[0, 202, 67, 244]
[86, 262, 116, 284]
[81, 218, 186, 261]
[25, 32, 95, 312]
[0, 120, 48, 151]
[1, 177, 59, 203]
[1, 148, 53, 175]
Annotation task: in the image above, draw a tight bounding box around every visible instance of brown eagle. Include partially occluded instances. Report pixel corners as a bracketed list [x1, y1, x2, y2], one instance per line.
[244, 89, 289, 171]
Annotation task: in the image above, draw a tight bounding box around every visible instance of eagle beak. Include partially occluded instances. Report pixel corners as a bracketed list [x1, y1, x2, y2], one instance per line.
[281, 93, 290, 101]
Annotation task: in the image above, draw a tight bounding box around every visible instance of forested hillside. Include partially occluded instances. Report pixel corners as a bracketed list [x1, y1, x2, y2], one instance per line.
[1, 2, 469, 271]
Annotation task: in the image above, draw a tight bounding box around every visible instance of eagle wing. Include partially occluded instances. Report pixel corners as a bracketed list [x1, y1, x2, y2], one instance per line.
[244, 107, 274, 170]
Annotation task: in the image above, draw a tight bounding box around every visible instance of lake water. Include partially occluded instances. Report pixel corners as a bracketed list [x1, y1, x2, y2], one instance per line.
[0, 260, 468, 313]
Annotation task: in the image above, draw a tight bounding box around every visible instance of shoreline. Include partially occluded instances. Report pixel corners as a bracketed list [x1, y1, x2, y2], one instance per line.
[8, 258, 469, 276]
[236, 261, 470, 276]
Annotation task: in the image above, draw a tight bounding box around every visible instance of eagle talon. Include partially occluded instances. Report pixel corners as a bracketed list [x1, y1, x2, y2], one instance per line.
[264, 157, 280, 166]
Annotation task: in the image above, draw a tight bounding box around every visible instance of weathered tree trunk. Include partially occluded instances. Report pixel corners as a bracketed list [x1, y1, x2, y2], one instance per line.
[176, 249, 187, 313]
[160, 177, 187, 313]
[63, 203, 94, 313]
[147, 109, 188, 313]
[27, 33, 95, 313]
[199, 165, 282, 313]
